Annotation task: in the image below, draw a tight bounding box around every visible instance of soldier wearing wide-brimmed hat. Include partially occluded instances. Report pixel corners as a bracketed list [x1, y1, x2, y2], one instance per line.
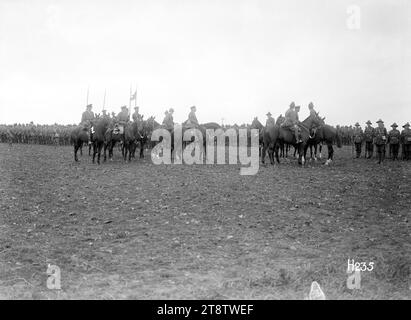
[401, 122, 411, 160]
[162, 108, 174, 130]
[284, 102, 301, 142]
[364, 120, 375, 158]
[185, 106, 199, 128]
[353, 122, 363, 158]
[266, 112, 275, 127]
[388, 123, 401, 160]
[374, 119, 387, 164]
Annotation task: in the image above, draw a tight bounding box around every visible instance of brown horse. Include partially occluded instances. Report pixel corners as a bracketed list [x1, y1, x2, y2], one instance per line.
[262, 114, 324, 165]
[305, 124, 342, 164]
[70, 125, 89, 162]
[92, 117, 110, 164]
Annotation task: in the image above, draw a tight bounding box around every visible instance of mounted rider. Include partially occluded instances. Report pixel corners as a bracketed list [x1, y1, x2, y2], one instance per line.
[282, 102, 301, 143]
[80, 104, 95, 142]
[162, 108, 174, 130]
[184, 106, 199, 128]
[80, 104, 95, 129]
[266, 112, 275, 127]
[132, 106, 143, 122]
[114, 105, 129, 134]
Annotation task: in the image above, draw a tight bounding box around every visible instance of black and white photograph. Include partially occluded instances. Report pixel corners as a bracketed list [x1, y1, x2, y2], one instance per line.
[0, 0, 410, 306]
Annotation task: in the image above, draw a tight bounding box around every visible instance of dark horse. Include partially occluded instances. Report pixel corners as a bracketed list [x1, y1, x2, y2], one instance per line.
[262, 114, 324, 166]
[250, 118, 264, 154]
[71, 125, 90, 162]
[305, 124, 342, 165]
[104, 122, 124, 162]
[92, 117, 110, 164]
[122, 120, 151, 161]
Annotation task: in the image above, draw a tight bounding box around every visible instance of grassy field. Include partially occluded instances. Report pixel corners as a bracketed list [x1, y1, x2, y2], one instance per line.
[0, 143, 409, 299]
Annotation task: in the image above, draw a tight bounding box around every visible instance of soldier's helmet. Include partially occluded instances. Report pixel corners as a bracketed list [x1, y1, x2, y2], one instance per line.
[366, 120, 372, 125]
[376, 119, 384, 124]
[308, 102, 314, 109]
[355, 122, 360, 126]
[391, 123, 398, 128]
[290, 102, 295, 108]
[403, 122, 410, 128]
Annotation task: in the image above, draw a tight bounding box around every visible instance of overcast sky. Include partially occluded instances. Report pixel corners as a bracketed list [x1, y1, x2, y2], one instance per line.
[0, 0, 410, 126]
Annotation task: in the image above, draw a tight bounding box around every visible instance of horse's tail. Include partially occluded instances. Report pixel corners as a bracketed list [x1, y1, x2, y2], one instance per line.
[336, 128, 342, 148]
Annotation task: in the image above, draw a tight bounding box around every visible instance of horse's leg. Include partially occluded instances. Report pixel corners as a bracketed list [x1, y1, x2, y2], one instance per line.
[80, 144, 83, 156]
[261, 143, 267, 164]
[103, 142, 107, 162]
[74, 142, 79, 162]
[89, 143, 92, 156]
[92, 142, 97, 163]
[97, 142, 103, 165]
[140, 140, 144, 158]
[275, 143, 280, 164]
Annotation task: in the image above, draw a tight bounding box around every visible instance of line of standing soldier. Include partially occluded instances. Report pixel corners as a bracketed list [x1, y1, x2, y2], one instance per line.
[353, 120, 411, 163]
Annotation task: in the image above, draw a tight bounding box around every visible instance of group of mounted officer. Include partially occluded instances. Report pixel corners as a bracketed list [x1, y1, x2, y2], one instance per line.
[264, 101, 319, 142]
[352, 120, 411, 163]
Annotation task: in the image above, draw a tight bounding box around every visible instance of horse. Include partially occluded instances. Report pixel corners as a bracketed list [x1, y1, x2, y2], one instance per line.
[305, 124, 342, 165]
[263, 114, 324, 166]
[91, 117, 110, 164]
[103, 121, 124, 161]
[70, 125, 90, 162]
[250, 118, 264, 154]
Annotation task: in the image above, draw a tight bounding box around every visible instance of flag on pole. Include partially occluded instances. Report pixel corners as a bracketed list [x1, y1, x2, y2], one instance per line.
[130, 90, 137, 101]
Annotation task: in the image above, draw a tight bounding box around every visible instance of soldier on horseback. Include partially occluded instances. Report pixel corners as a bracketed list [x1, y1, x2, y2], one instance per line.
[132, 106, 143, 122]
[80, 104, 95, 143]
[162, 108, 174, 130]
[266, 112, 275, 127]
[282, 102, 301, 143]
[184, 106, 199, 128]
[115, 105, 129, 134]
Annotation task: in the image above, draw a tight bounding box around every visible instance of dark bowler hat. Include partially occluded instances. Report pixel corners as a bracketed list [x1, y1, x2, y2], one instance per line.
[391, 123, 398, 128]
[376, 119, 384, 124]
[366, 120, 372, 125]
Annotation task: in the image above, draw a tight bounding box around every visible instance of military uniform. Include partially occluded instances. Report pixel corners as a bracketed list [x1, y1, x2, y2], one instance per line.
[266, 112, 275, 127]
[132, 107, 142, 122]
[276, 114, 285, 125]
[283, 102, 300, 142]
[353, 123, 363, 158]
[115, 106, 129, 134]
[162, 109, 174, 130]
[364, 121, 375, 158]
[400, 122, 411, 160]
[374, 119, 388, 164]
[81, 104, 94, 127]
[388, 123, 401, 160]
[185, 106, 199, 128]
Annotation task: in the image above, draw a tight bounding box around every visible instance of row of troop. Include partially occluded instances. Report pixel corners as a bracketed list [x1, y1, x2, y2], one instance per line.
[0, 123, 75, 145]
[352, 120, 411, 162]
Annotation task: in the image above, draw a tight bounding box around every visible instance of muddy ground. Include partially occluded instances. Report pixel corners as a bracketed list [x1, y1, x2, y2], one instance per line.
[0, 143, 409, 299]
